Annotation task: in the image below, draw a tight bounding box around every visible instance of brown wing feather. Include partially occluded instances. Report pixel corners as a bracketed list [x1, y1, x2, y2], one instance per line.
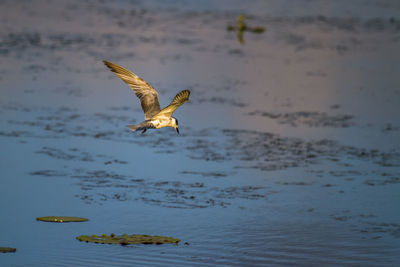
[103, 60, 161, 120]
[155, 90, 190, 118]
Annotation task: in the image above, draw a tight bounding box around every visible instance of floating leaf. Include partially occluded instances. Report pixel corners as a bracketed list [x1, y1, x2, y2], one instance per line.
[36, 216, 88, 223]
[76, 233, 180, 245]
[249, 27, 265, 33]
[0, 247, 16, 253]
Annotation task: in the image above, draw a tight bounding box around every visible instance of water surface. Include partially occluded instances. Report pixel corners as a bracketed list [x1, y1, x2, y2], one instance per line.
[1, 0, 400, 266]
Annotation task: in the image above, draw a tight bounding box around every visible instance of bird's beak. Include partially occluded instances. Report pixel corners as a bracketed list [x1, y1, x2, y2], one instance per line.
[176, 128, 180, 134]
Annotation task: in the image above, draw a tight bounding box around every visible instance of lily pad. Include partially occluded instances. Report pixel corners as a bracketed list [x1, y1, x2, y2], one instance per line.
[0, 247, 16, 253]
[36, 216, 88, 223]
[76, 233, 180, 245]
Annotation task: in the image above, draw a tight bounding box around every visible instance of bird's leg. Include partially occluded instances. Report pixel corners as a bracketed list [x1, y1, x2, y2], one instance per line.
[141, 128, 147, 134]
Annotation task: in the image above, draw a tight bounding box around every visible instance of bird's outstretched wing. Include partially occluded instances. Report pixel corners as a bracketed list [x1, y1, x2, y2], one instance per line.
[155, 90, 190, 118]
[103, 60, 161, 120]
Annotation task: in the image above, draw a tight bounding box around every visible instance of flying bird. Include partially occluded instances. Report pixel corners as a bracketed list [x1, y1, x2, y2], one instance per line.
[103, 60, 190, 134]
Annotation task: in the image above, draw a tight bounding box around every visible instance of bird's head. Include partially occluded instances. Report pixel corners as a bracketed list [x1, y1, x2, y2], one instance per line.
[172, 117, 179, 134]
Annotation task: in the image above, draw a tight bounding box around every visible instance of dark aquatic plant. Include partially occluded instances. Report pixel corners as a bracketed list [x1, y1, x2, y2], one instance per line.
[227, 14, 266, 45]
[0, 247, 16, 253]
[76, 233, 180, 245]
[36, 216, 89, 223]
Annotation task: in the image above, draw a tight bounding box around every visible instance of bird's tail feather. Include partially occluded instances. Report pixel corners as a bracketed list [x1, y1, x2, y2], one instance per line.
[127, 121, 154, 132]
[127, 124, 141, 131]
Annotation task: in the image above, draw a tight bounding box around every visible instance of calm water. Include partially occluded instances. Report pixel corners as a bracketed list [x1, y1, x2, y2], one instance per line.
[1, 0, 400, 266]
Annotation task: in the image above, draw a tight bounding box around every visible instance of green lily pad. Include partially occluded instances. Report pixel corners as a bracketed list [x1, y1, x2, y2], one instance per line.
[0, 247, 16, 253]
[76, 233, 180, 245]
[36, 216, 88, 223]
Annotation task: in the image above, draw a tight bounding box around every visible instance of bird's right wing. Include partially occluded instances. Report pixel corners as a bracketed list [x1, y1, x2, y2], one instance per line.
[155, 90, 190, 118]
[103, 60, 161, 120]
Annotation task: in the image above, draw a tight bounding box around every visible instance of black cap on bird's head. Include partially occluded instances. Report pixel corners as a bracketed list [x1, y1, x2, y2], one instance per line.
[173, 117, 179, 134]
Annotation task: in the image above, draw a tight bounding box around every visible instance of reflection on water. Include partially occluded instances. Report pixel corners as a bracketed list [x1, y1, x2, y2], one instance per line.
[1, 0, 400, 266]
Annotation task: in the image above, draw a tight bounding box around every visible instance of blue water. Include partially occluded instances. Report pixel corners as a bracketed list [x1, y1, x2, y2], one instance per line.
[1, 0, 400, 266]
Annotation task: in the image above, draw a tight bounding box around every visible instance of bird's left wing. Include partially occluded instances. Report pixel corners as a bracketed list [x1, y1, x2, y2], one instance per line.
[103, 60, 161, 120]
[155, 90, 190, 118]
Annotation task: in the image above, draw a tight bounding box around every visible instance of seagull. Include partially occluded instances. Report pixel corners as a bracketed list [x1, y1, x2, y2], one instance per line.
[103, 60, 190, 134]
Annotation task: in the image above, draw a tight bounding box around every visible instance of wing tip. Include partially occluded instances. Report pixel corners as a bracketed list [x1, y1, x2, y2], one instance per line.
[183, 89, 190, 100]
[180, 89, 191, 98]
[103, 60, 135, 78]
[103, 60, 114, 69]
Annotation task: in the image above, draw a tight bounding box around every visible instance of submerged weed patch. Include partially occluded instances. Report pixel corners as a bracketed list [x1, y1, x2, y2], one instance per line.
[0, 247, 16, 253]
[76, 233, 180, 245]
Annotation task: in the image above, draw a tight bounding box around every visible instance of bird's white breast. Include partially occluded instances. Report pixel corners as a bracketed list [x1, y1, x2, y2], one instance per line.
[152, 117, 172, 129]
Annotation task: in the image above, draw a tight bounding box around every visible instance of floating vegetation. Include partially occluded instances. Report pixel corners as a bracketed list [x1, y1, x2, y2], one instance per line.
[36, 216, 89, 223]
[227, 15, 266, 44]
[76, 233, 180, 245]
[0, 247, 16, 253]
